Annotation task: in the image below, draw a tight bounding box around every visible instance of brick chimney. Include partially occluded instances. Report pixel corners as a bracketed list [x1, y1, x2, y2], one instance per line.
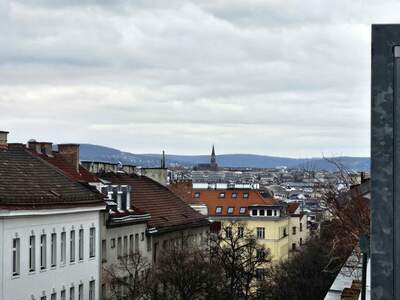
[40, 142, 53, 157]
[27, 140, 42, 154]
[0, 131, 9, 149]
[58, 144, 80, 172]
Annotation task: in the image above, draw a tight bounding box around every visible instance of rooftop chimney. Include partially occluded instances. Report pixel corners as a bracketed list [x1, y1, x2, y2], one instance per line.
[40, 142, 53, 157]
[0, 131, 9, 149]
[58, 144, 80, 173]
[27, 140, 42, 154]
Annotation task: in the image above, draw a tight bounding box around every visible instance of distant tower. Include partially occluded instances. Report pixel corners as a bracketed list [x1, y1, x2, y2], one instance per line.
[210, 144, 218, 171]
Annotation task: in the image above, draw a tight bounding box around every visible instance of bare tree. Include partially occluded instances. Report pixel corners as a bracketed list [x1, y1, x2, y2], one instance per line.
[209, 221, 271, 300]
[104, 251, 152, 300]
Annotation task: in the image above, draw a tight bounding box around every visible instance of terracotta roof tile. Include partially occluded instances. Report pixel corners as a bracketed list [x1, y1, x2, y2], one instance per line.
[190, 189, 277, 217]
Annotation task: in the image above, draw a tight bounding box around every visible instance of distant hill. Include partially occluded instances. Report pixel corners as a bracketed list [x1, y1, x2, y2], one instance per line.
[77, 144, 370, 172]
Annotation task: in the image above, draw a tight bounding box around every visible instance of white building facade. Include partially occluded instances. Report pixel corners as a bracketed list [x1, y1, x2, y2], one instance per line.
[0, 208, 103, 300]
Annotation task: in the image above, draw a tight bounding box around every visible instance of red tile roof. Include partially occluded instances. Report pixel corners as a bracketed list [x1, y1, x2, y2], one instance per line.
[0, 144, 105, 210]
[287, 203, 300, 214]
[99, 173, 209, 233]
[31, 151, 100, 183]
[193, 189, 277, 217]
[168, 181, 203, 205]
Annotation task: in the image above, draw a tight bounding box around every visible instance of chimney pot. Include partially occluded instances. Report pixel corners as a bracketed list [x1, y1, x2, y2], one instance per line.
[58, 144, 80, 173]
[0, 131, 9, 149]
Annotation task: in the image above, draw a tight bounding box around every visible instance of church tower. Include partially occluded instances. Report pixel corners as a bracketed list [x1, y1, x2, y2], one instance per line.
[210, 144, 218, 171]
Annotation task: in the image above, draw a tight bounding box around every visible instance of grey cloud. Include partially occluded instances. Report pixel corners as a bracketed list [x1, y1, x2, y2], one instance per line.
[0, 0, 375, 157]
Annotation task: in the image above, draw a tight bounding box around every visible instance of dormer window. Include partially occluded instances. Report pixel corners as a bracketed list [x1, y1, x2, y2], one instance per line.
[194, 192, 200, 198]
[219, 192, 225, 198]
[267, 210, 272, 216]
[243, 192, 249, 199]
[252, 209, 258, 216]
[215, 206, 223, 214]
[231, 192, 237, 199]
[259, 209, 265, 216]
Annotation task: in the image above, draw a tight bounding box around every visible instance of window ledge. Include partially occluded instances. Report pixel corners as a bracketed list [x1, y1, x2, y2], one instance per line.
[11, 274, 20, 279]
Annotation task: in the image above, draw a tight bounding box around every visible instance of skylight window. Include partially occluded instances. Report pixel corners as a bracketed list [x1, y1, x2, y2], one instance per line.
[215, 206, 223, 214]
[227, 207, 234, 214]
[219, 192, 225, 198]
[239, 207, 246, 214]
[231, 192, 237, 199]
[243, 192, 249, 198]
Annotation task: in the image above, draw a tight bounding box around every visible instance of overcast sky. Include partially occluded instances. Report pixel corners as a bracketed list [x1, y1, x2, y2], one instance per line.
[1, 0, 398, 157]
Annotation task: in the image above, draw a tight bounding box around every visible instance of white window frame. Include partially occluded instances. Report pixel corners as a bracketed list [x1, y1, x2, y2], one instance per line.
[12, 237, 20, 276]
[256, 227, 265, 239]
[79, 229, 84, 261]
[51, 233, 57, 267]
[89, 227, 96, 258]
[70, 230, 75, 263]
[61, 231, 66, 265]
[40, 234, 47, 270]
[29, 235, 36, 272]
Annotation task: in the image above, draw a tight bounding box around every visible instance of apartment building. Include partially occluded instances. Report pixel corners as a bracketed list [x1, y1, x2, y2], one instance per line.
[287, 203, 310, 253]
[98, 172, 210, 264]
[171, 182, 290, 262]
[0, 132, 105, 300]
[26, 143, 153, 300]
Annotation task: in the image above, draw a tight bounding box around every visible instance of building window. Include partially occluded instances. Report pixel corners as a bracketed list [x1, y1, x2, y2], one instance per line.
[51, 233, 57, 267]
[89, 227, 96, 258]
[252, 209, 258, 216]
[61, 232, 66, 265]
[215, 206, 223, 214]
[243, 192, 249, 198]
[256, 249, 266, 260]
[79, 229, 84, 261]
[70, 230, 75, 262]
[110, 238, 115, 248]
[70, 286, 75, 300]
[226, 227, 232, 238]
[147, 236, 152, 252]
[218, 192, 225, 198]
[231, 192, 237, 198]
[61, 289, 66, 300]
[79, 283, 83, 300]
[292, 243, 296, 251]
[29, 235, 36, 272]
[292, 227, 296, 235]
[41, 234, 47, 269]
[135, 233, 139, 252]
[238, 226, 244, 238]
[227, 207, 234, 214]
[300, 238, 303, 246]
[283, 227, 287, 237]
[256, 268, 265, 281]
[194, 192, 200, 198]
[300, 223, 303, 232]
[239, 207, 246, 214]
[89, 280, 95, 300]
[259, 209, 265, 216]
[267, 210, 272, 216]
[123, 236, 128, 256]
[12, 238, 20, 276]
[141, 232, 145, 241]
[102, 239, 107, 263]
[117, 237, 122, 258]
[256, 227, 265, 239]
[41, 297, 47, 300]
[51, 292, 56, 300]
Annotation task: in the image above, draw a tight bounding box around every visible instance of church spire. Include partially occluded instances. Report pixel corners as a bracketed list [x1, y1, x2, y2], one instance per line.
[210, 144, 216, 164]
